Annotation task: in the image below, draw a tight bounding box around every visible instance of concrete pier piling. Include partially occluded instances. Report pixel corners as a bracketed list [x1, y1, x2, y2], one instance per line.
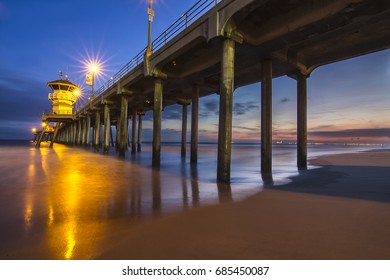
[77, 120, 82, 145]
[181, 103, 188, 158]
[86, 114, 91, 147]
[103, 104, 110, 154]
[153, 79, 163, 167]
[177, 100, 190, 159]
[72, 124, 77, 145]
[137, 112, 143, 152]
[50, 123, 60, 148]
[190, 86, 199, 165]
[118, 95, 128, 157]
[131, 109, 137, 154]
[217, 38, 235, 182]
[261, 60, 273, 175]
[94, 111, 101, 151]
[297, 73, 308, 169]
[82, 117, 87, 146]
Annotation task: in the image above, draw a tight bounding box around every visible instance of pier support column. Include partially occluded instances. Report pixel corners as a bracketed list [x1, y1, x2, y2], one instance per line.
[68, 127, 71, 144]
[115, 121, 119, 150]
[86, 114, 91, 147]
[110, 125, 114, 147]
[181, 103, 188, 158]
[94, 111, 101, 151]
[36, 131, 43, 146]
[103, 104, 111, 154]
[50, 122, 61, 148]
[131, 109, 137, 154]
[190, 86, 199, 164]
[153, 79, 163, 167]
[297, 73, 308, 169]
[217, 38, 235, 182]
[137, 112, 143, 152]
[261, 60, 273, 175]
[118, 96, 128, 157]
[77, 120, 82, 145]
[66, 126, 69, 144]
[81, 118, 87, 145]
[72, 123, 77, 145]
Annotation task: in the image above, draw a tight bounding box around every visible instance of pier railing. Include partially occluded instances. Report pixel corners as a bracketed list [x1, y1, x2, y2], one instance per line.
[88, 0, 221, 105]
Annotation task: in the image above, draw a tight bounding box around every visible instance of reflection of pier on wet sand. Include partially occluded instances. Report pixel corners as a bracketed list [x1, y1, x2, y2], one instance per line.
[99, 150, 390, 259]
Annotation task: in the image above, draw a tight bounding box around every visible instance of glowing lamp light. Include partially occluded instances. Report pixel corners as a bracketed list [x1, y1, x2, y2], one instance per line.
[32, 128, 37, 133]
[89, 63, 99, 73]
[42, 122, 47, 128]
[74, 90, 80, 95]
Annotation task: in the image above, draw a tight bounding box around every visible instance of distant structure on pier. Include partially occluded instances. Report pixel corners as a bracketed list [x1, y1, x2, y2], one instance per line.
[34, 75, 80, 147]
[47, 79, 79, 115]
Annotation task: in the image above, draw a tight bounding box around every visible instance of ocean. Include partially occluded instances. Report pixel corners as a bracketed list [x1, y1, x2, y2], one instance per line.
[0, 140, 378, 259]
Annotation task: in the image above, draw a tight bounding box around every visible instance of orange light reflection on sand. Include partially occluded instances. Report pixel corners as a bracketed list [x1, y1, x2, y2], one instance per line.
[45, 145, 110, 259]
[24, 151, 37, 231]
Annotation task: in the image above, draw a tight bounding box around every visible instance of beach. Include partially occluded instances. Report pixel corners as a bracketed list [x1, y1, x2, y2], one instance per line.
[99, 149, 390, 259]
[0, 143, 389, 259]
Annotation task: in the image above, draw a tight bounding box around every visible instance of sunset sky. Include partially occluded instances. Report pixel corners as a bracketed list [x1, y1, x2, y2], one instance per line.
[0, 0, 389, 144]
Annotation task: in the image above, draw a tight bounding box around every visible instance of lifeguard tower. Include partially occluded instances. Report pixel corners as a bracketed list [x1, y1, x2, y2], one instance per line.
[47, 79, 79, 115]
[35, 74, 80, 147]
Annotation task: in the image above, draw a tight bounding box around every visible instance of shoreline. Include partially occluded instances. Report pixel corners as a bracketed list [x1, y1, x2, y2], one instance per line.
[99, 149, 390, 259]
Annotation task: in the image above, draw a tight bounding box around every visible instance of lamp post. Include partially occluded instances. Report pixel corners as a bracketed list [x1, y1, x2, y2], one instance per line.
[146, 0, 154, 57]
[86, 63, 98, 100]
[90, 64, 97, 100]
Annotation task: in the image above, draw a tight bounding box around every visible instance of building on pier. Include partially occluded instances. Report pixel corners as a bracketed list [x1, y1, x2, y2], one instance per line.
[35, 77, 80, 147]
[47, 79, 79, 115]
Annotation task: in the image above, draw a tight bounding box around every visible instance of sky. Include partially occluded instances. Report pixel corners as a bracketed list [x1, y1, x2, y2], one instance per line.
[0, 0, 389, 144]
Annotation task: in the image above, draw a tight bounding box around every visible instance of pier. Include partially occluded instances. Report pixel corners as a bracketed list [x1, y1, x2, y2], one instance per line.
[38, 0, 390, 182]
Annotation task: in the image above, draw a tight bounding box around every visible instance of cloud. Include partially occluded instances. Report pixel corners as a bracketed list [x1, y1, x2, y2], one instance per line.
[233, 102, 259, 115]
[310, 125, 337, 131]
[199, 100, 219, 117]
[0, 120, 38, 139]
[280, 97, 290, 103]
[309, 128, 390, 138]
[0, 68, 48, 121]
[202, 100, 218, 112]
[232, 125, 259, 131]
[162, 105, 182, 120]
[0, 67, 50, 138]
[199, 112, 213, 118]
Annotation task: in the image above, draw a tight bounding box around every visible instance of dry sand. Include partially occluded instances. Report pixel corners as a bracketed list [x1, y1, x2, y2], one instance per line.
[99, 150, 390, 259]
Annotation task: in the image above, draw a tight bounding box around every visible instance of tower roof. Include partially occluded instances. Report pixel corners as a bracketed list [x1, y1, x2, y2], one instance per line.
[47, 79, 78, 87]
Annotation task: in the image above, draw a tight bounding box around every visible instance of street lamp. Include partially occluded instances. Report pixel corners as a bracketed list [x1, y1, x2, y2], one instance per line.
[86, 63, 99, 100]
[146, 0, 154, 58]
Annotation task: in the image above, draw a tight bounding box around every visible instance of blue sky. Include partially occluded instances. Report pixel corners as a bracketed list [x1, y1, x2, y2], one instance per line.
[0, 0, 389, 144]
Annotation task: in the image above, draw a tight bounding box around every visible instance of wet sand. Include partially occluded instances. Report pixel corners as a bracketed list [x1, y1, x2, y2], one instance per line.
[100, 150, 390, 259]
